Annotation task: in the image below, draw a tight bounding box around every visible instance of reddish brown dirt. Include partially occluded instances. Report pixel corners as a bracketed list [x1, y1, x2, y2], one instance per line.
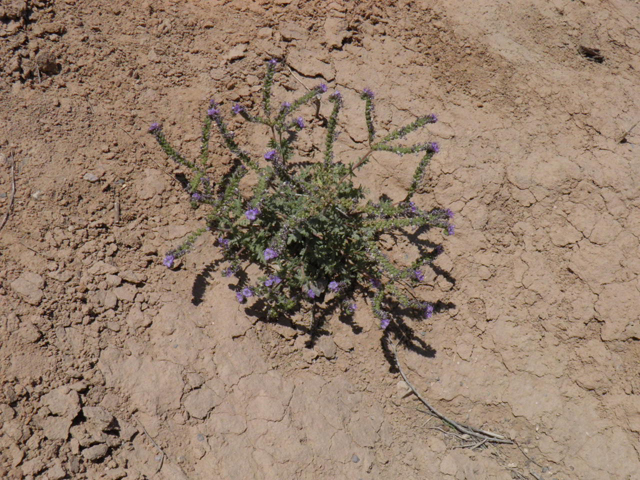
[1, 0, 640, 479]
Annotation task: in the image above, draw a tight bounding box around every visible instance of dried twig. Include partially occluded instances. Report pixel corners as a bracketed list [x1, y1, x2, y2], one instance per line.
[135, 417, 166, 474]
[0, 157, 16, 234]
[530, 471, 544, 480]
[618, 120, 639, 144]
[113, 191, 121, 225]
[394, 342, 513, 445]
[284, 63, 311, 92]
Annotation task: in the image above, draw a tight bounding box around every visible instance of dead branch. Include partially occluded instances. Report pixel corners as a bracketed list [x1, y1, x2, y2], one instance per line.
[393, 342, 513, 445]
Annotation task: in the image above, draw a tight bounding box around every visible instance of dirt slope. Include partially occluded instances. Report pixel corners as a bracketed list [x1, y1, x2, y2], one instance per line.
[1, 0, 639, 479]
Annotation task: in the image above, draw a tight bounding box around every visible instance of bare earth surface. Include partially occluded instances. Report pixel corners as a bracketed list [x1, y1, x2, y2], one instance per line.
[1, 0, 640, 479]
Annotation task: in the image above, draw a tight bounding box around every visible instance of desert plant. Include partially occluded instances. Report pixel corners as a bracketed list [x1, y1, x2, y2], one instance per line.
[149, 59, 454, 330]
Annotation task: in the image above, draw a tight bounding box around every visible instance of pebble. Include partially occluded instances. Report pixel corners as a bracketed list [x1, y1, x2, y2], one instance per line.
[82, 443, 109, 461]
[83, 406, 116, 431]
[83, 173, 99, 183]
[105, 274, 121, 287]
[11, 272, 45, 306]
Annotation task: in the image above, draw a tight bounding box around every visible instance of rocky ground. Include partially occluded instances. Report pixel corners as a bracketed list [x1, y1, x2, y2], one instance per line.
[1, 0, 640, 479]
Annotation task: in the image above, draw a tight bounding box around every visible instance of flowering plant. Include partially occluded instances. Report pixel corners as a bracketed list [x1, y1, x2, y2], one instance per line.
[150, 59, 454, 330]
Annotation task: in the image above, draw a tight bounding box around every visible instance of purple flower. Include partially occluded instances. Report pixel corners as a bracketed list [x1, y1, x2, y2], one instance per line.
[242, 287, 253, 298]
[149, 122, 161, 133]
[448, 224, 455, 236]
[269, 58, 278, 66]
[429, 142, 439, 153]
[430, 114, 438, 123]
[236, 292, 245, 303]
[264, 275, 281, 287]
[328, 281, 340, 292]
[207, 107, 220, 117]
[316, 83, 328, 93]
[163, 255, 175, 268]
[446, 208, 454, 218]
[222, 267, 234, 277]
[245, 208, 260, 221]
[218, 238, 230, 248]
[232, 104, 244, 115]
[295, 117, 305, 129]
[348, 303, 357, 312]
[425, 303, 434, 319]
[192, 193, 202, 201]
[307, 289, 316, 299]
[380, 317, 391, 330]
[264, 248, 278, 261]
[370, 278, 382, 289]
[408, 201, 418, 214]
[281, 101, 291, 111]
[264, 150, 278, 161]
[330, 91, 342, 101]
[362, 88, 375, 99]
[414, 270, 424, 282]
[435, 245, 444, 255]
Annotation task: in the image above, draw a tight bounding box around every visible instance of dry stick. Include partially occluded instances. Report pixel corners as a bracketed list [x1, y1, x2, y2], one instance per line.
[618, 120, 639, 143]
[393, 342, 513, 445]
[0, 159, 16, 234]
[114, 191, 121, 225]
[135, 417, 192, 479]
[135, 417, 165, 473]
[284, 62, 322, 118]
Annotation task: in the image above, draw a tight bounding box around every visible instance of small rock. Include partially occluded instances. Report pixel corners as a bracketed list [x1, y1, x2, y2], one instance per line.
[42, 416, 72, 441]
[440, 453, 458, 476]
[224, 44, 247, 62]
[68, 455, 82, 474]
[352, 454, 360, 463]
[106, 467, 127, 479]
[287, 49, 335, 81]
[83, 406, 116, 431]
[4, 385, 18, 404]
[0, 404, 15, 421]
[325, 17, 349, 49]
[106, 321, 121, 332]
[103, 291, 118, 309]
[17, 323, 41, 344]
[35, 50, 60, 75]
[316, 336, 337, 359]
[42, 386, 81, 419]
[120, 270, 145, 284]
[118, 421, 137, 442]
[84, 173, 99, 183]
[47, 270, 74, 282]
[126, 306, 151, 329]
[257, 27, 272, 38]
[333, 333, 354, 352]
[11, 272, 45, 305]
[302, 348, 318, 364]
[105, 274, 121, 287]
[21, 458, 46, 476]
[7, 443, 23, 468]
[183, 388, 222, 419]
[82, 443, 109, 462]
[114, 284, 136, 303]
[88, 261, 119, 276]
[280, 23, 307, 42]
[46, 461, 66, 480]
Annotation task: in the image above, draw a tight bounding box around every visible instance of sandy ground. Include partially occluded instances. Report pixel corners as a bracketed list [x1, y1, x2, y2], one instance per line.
[1, 0, 640, 479]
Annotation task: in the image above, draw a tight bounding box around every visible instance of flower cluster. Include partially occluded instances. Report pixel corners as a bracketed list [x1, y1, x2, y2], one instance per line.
[150, 59, 453, 332]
